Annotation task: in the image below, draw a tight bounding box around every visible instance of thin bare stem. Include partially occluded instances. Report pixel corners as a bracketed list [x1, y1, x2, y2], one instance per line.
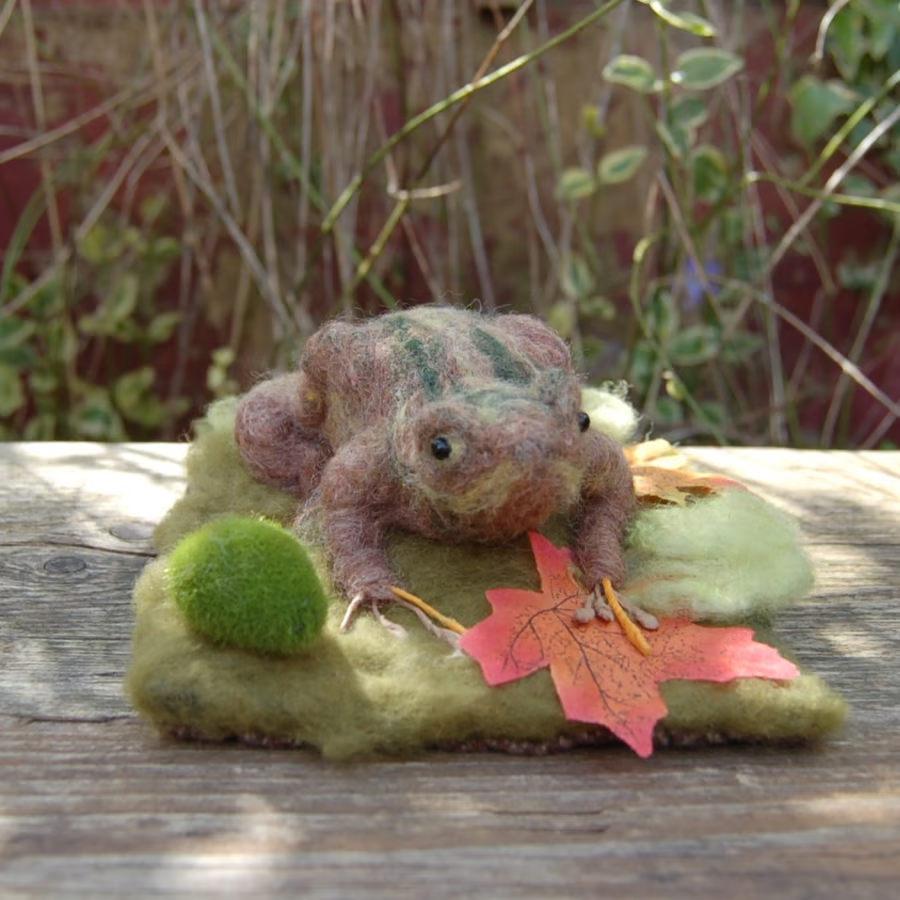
[413, 0, 535, 183]
[20, 0, 63, 253]
[335, 0, 536, 309]
[161, 128, 302, 336]
[322, 0, 628, 234]
[812, 0, 854, 67]
[0, 0, 17, 43]
[821, 218, 900, 446]
[0, 57, 199, 167]
[766, 103, 900, 274]
[716, 277, 900, 424]
[193, 0, 242, 218]
[0, 127, 159, 321]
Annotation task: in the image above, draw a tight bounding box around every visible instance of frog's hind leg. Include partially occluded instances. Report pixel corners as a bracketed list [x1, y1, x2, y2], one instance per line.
[235, 372, 331, 498]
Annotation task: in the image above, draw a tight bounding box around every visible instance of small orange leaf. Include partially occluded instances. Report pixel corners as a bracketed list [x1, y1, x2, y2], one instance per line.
[631, 464, 731, 506]
[460, 533, 800, 757]
[626, 440, 746, 506]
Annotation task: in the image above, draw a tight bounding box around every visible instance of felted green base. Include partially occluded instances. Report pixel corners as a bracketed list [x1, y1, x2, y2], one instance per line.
[126, 398, 847, 758]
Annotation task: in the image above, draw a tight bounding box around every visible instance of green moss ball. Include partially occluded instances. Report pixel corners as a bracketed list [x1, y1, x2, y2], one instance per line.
[166, 515, 328, 656]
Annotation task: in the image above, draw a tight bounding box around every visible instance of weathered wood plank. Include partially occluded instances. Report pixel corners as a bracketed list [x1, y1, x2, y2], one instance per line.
[0, 443, 185, 720]
[685, 449, 900, 729]
[0, 444, 898, 896]
[0, 717, 898, 898]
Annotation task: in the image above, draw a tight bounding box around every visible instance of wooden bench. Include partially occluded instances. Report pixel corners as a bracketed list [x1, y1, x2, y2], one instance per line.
[1, 443, 898, 896]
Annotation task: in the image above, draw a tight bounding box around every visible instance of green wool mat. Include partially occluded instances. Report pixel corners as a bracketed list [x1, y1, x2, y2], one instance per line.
[126, 397, 846, 759]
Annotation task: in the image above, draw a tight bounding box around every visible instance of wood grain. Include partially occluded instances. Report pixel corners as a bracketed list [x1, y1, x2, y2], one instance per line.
[1, 443, 898, 897]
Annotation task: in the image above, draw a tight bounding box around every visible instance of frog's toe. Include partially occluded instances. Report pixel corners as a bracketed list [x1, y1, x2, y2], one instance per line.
[590, 586, 659, 631]
[339, 589, 404, 635]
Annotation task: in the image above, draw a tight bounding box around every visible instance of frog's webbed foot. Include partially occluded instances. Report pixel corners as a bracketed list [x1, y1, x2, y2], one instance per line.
[575, 584, 659, 631]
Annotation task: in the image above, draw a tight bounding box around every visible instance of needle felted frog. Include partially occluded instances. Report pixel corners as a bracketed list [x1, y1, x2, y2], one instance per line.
[129, 304, 847, 757]
[235, 306, 639, 621]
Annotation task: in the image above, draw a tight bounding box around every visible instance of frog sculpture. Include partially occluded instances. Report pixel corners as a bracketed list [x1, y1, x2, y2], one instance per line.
[235, 306, 649, 626]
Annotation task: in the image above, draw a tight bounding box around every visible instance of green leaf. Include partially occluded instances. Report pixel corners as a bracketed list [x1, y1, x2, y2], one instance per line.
[29, 370, 59, 395]
[647, 291, 680, 344]
[122, 395, 168, 428]
[122, 226, 144, 251]
[48, 320, 80, 364]
[561, 252, 596, 300]
[547, 302, 577, 339]
[691, 144, 729, 204]
[789, 76, 858, 146]
[670, 95, 710, 131]
[602, 54, 661, 94]
[77, 315, 102, 337]
[663, 369, 685, 401]
[0, 316, 36, 351]
[655, 121, 691, 160]
[580, 105, 607, 139]
[0, 344, 38, 371]
[860, 0, 900, 27]
[645, 1, 716, 37]
[670, 48, 745, 90]
[78, 224, 116, 264]
[207, 346, 238, 395]
[147, 311, 182, 344]
[82, 274, 141, 337]
[72, 390, 126, 441]
[0, 363, 25, 417]
[211, 346, 236, 368]
[868, 20, 897, 61]
[556, 167, 597, 201]
[720, 331, 763, 363]
[670, 325, 720, 366]
[113, 367, 155, 412]
[580, 296, 617, 322]
[147, 236, 181, 261]
[837, 259, 881, 291]
[107, 273, 140, 323]
[26, 275, 65, 319]
[597, 145, 649, 185]
[828, 7, 866, 81]
[139, 194, 167, 224]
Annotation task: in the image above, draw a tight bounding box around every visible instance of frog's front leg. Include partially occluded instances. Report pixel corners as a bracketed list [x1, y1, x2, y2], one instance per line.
[317, 430, 405, 626]
[575, 431, 659, 631]
[235, 372, 331, 498]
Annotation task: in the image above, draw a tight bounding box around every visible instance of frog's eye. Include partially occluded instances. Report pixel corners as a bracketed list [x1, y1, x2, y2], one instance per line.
[578, 411, 591, 433]
[431, 436, 453, 460]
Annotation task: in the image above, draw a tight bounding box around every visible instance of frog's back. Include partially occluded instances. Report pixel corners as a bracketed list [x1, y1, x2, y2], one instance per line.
[302, 306, 574, 445]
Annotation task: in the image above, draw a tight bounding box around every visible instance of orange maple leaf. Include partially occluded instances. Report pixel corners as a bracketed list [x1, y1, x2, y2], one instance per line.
[460, 532, 800, 757]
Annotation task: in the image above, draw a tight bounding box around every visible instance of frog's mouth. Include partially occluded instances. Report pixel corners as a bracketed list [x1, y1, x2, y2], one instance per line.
[428, 459, 582, 543]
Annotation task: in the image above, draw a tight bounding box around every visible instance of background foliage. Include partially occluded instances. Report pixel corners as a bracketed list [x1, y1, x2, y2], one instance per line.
[0, 0, 897, 446]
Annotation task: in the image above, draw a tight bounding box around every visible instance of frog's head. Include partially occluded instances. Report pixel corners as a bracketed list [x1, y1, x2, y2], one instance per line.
[391, 370, 595, 542]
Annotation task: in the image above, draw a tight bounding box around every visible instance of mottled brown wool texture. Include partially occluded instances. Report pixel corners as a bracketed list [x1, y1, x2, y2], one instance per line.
[235, 306, 635, 605]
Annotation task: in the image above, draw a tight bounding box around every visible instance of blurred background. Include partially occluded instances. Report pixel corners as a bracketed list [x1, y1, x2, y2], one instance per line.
[0, 0, 897, 447]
